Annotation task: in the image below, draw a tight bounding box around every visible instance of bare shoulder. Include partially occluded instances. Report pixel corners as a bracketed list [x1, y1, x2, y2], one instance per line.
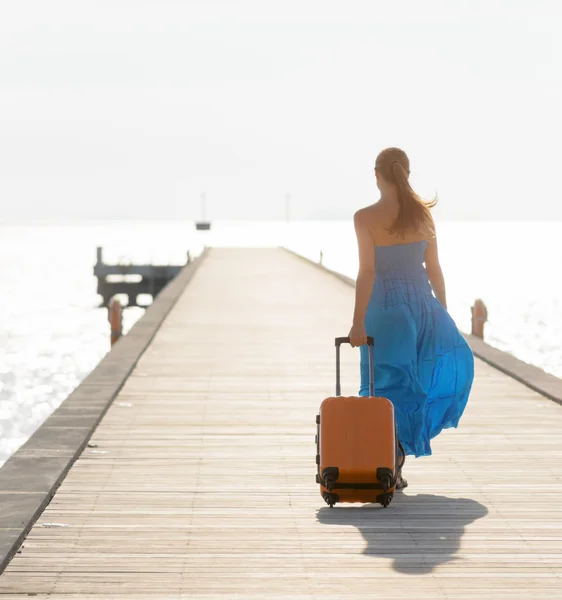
[353, 204, 378, 226]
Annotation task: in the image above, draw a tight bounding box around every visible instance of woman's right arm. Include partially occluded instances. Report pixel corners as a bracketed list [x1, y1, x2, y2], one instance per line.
[425, 233, 447, 309]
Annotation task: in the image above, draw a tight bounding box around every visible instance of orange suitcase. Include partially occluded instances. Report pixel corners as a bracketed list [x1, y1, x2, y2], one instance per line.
[315, 336, 404, 508]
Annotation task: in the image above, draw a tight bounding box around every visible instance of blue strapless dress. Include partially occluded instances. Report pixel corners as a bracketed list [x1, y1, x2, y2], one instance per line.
[359, 240, 474, 457]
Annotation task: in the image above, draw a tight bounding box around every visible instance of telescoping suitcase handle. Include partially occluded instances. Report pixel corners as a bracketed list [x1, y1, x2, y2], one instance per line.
[335, 336, 374, 397]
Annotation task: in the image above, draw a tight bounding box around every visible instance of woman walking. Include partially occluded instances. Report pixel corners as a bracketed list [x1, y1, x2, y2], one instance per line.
[348, 147, 474, 488]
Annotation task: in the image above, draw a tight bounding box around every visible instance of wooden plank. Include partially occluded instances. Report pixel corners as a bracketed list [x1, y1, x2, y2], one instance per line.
[0, 247, 560, 598]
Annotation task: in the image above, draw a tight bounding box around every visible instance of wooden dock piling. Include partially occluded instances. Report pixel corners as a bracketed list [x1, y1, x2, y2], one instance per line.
[108, 296, 123, 346]
[471, 298, 488, 338]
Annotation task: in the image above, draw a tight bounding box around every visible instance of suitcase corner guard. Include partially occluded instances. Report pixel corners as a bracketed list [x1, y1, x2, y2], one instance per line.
[321, 467, 339, 491]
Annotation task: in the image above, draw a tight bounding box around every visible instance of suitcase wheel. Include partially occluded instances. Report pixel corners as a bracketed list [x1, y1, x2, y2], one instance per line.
[379, 494, 392, 508]
[323, 493, 338, 508]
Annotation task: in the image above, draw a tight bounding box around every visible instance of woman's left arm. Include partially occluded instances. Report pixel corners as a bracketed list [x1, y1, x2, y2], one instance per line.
[349, 210, 375, 347]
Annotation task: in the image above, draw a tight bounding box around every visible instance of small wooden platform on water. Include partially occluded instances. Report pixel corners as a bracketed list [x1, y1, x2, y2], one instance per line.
[0, 248, 561, 599]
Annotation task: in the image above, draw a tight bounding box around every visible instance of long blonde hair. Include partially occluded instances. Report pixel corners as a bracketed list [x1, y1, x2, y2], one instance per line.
[375, 147, 437, 238]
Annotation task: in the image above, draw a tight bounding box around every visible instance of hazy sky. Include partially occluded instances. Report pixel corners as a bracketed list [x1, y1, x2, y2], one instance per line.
[1, 1, 561, 221]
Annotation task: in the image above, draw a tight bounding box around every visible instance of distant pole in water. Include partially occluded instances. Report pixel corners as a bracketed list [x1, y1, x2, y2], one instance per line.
[201, 193, 207, 221]
[196, 192, 212, 230]
[285, 194, 291, 222]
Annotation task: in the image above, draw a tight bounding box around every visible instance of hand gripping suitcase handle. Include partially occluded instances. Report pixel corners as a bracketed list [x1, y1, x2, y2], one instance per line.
[335, 336, 374, 397]
[335, 336, 374, 347]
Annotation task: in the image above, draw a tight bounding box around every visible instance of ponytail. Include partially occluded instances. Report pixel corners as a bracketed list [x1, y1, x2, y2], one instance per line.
[375, 148, 437, 239]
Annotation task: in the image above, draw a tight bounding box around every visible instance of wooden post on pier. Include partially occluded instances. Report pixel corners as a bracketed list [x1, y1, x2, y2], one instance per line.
[471, 298, 488, 339]
[108, 296, 123, 346]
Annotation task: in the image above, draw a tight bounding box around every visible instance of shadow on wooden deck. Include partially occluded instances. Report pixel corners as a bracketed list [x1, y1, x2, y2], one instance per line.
[317, 493, 488, 574]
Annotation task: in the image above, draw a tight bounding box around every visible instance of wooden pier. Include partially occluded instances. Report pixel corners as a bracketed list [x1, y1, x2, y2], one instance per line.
[94, 246, 189, 307]
[1, 248, 562, 598]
